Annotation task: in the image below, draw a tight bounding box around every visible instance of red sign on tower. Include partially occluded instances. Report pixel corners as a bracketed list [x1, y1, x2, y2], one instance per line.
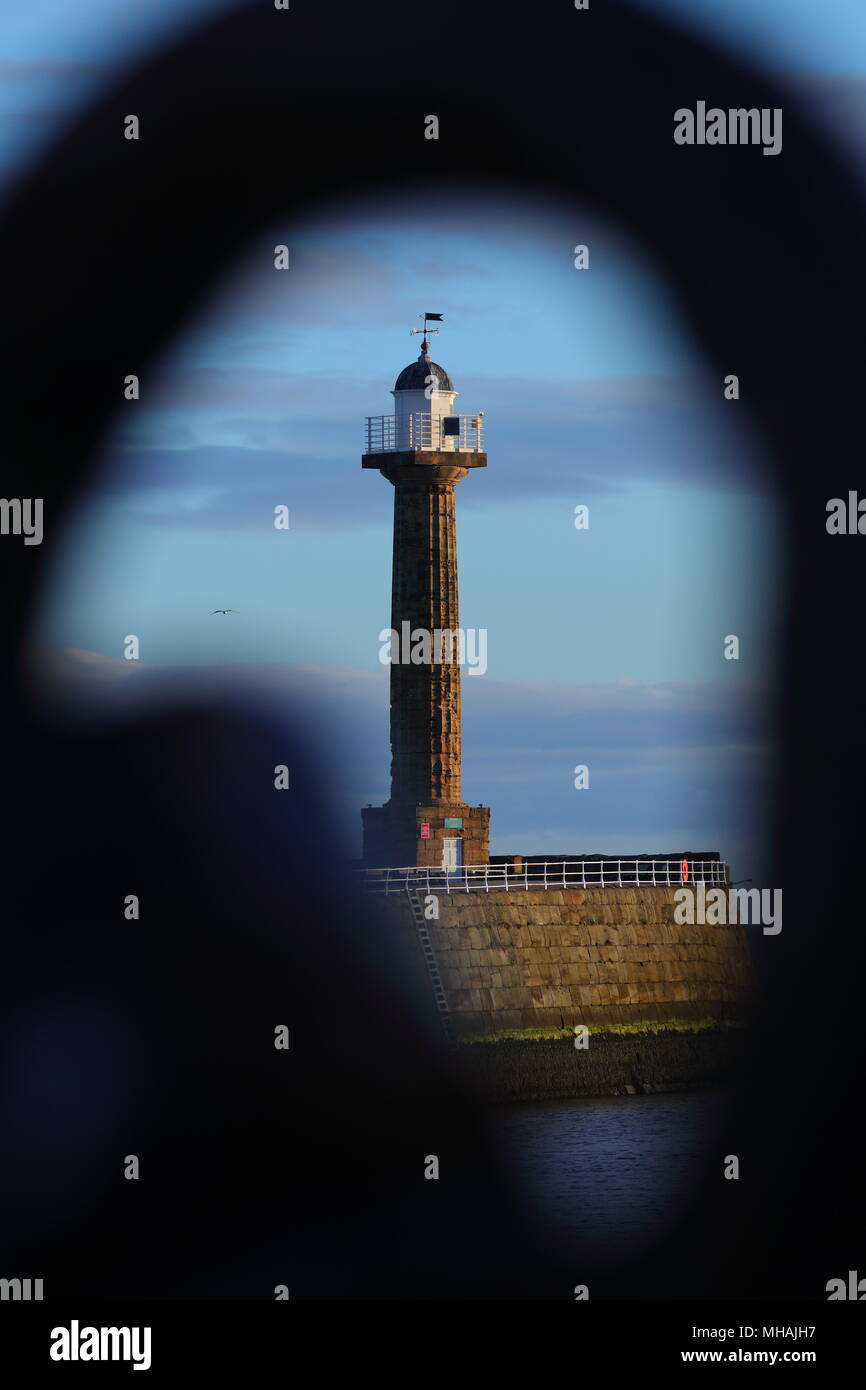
[420, 823, 430, 839]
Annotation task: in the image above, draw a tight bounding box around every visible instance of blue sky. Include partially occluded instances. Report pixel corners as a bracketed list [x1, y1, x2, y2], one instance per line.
[35, 199, 783, 686]
[6, 0, 863, 870]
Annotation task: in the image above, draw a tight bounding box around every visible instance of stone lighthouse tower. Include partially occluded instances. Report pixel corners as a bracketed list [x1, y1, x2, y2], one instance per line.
[362, 319, 490, 869]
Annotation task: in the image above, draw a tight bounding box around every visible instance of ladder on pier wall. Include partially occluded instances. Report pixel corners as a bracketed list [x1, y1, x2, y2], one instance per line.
[405, 886, 454, 1044]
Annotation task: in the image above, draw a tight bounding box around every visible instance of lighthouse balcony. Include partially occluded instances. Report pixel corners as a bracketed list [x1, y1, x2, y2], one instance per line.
[364, 412, 484, 454]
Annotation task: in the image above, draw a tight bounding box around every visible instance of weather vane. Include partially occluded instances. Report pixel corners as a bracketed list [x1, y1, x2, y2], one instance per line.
[409, 312, 443, 342]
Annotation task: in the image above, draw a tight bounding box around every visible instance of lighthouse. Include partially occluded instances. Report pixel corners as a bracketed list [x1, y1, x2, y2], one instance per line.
[362, 318, 490, 869]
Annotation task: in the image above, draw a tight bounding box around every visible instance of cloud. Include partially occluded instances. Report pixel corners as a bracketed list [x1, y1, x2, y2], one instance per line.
[31, 650, 774, 867]
[86, 365, 772, 531]
[33, 648, 770, 738]
[42, 647, 146, 676]
[88, 443, 382, 529]
[124, 367, 357, 414]
[0, 59, 105, 81]
[34, 647, 771, 758]
[29, 647, 382, 714]
[0, 109, 78, 126]
[195, 241, 425, 333]
[469, 373, 771, 497]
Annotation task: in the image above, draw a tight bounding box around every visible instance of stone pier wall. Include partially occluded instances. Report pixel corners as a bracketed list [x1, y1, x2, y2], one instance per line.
[381, 886, 755, 1037]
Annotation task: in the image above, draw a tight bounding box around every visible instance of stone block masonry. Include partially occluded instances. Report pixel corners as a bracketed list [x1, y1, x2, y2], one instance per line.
[379, 885, 755, 1037]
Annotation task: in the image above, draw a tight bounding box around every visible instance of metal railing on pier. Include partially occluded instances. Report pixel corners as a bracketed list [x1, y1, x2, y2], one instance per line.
[364, 413, 484, 453]
[359, 858, 728, 895]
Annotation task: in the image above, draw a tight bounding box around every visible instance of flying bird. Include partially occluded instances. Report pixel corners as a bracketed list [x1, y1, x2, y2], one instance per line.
[211, 609, 239, 615]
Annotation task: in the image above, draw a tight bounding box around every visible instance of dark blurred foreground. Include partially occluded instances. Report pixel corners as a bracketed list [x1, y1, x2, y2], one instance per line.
[1, 0, 864, 1298]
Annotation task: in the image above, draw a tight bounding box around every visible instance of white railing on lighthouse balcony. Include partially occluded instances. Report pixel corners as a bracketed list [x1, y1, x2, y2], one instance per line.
[364, 413, 484, 454]
[359, 858, 729, 894]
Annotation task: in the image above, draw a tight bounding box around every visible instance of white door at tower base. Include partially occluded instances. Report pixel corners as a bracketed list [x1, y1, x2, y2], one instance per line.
[442, 837, 462, 871]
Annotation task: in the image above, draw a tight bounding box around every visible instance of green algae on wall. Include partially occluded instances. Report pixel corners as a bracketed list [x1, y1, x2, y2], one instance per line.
[454, 1027, 750, 1103]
